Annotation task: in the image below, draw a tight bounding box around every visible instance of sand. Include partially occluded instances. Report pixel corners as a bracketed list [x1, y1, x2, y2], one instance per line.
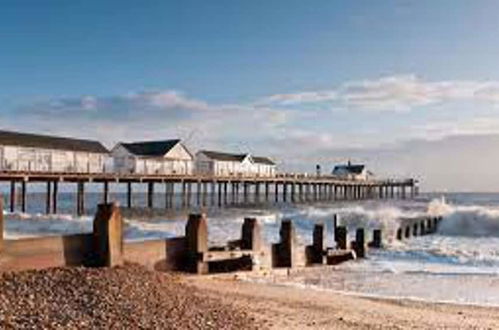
[187, 273, 499, 329]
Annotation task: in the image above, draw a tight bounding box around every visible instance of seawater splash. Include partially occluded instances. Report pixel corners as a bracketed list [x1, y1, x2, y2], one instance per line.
[427, 196, 499, 237]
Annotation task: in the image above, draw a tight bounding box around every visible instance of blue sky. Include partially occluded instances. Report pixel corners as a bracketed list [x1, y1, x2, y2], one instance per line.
[2, 1, 499, 191]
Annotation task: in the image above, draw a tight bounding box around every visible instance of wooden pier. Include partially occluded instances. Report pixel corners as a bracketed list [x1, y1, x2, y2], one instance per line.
[0, 171, 417, 215]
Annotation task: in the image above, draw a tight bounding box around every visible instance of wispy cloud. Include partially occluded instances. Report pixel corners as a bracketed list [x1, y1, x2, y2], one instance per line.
[260, 74, 499, 111]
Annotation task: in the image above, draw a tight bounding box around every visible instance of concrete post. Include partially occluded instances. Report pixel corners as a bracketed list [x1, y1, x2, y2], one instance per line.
[241, 218, 262, 251]
[185, 213, 209, 274]
[335, 226, 347, 250]
[92, 203, 124, 267]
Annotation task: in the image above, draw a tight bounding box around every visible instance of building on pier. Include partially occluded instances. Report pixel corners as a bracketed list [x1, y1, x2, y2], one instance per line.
[332, 161, 372, 181]
[111, 139, 194, 175]
[195, 150, 276, 177]
[0, 130, 109, 173]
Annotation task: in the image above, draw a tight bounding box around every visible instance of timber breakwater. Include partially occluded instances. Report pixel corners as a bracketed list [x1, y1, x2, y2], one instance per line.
[0, 198, 441, 274]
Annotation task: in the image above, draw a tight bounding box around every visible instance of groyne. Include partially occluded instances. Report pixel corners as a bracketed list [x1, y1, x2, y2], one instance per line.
[0, 198, 440, 274]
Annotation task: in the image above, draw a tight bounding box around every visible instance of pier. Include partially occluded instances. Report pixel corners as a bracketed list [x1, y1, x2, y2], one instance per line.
[0, 171, 417, 215]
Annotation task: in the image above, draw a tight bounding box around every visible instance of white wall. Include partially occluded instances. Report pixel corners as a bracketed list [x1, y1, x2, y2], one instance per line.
[0, 144, 108, 173]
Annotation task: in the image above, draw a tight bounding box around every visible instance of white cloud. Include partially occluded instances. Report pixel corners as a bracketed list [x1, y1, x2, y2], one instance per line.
[260, 74, 499, 111]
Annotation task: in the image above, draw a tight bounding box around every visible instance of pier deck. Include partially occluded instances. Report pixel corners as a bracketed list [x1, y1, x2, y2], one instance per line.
[0, 171, 417, 215]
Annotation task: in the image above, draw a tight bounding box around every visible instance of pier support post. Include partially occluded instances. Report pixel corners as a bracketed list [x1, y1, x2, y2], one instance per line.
[223, 182, 228, 205]
[46, 181, 52, 214]
[103, 181, 109, 204]
[396, 228, 403, 240]
[275, 182, 279, 203]
[185, 213, 209, 274]
[147, 182, 154, 208]
[9, 181, 16, 212]
[20, 180, 27, 213]
[186, 181, 192, 207]
[283, 183, 288, 202]
[218, 182, 222, 207]
[265, 182, 269, 203]
[52, 181, 58, 213]
[76, 181, 85, 216]
[210, 181, 216, 206]
[127, 182, 132, 208]
[92, 203, 124, 267]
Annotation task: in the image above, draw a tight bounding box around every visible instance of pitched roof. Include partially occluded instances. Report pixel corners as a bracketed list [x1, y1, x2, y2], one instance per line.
[120, 139, 181, 157]
[199, 150, 275, 165]
[0, 130, 109, 153]
[332, 164, 365, 175]
[252, 156, 276, 165]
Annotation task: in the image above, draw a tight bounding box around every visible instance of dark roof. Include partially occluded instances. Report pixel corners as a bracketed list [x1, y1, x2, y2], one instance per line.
[332, 164, 365, 175]
[120, 139, 181, 157]
[0, 130, 109, 154]
[199, 150, 275, 165]
[252, 156, 276, 165]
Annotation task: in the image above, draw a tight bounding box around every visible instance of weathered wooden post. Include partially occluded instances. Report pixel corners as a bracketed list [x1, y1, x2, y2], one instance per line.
[92, 203, 124, 267]
[335, 226, 348, 250]
[307, 223, 324, 264]
[352, 228, 365, 258]
[0, 196, 4, 253]
[369, 229, 382, 248]
[272, 219, 296, 268]
[241, 217, 262, 251]
[185, 213, 209, 274]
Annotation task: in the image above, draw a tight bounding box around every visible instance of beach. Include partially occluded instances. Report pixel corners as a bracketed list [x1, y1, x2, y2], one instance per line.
[2, 263, 498, 329]
[188, 273, 499, 329]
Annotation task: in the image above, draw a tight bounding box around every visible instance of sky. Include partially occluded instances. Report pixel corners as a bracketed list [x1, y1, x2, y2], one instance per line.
[2, 0, 499, 191]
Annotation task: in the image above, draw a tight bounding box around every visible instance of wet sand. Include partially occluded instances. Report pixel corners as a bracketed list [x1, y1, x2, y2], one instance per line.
[188, 273, 499, 329]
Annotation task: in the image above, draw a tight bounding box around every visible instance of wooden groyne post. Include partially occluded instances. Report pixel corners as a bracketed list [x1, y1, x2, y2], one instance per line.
[92, 203, 124, 267]
[185, 213, 209, 274]
[272, 219, 297, 268]
[0, 196, 3, 253]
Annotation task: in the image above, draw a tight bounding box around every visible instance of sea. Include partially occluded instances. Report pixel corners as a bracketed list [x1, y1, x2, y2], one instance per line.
[3, 189, 499, 306]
